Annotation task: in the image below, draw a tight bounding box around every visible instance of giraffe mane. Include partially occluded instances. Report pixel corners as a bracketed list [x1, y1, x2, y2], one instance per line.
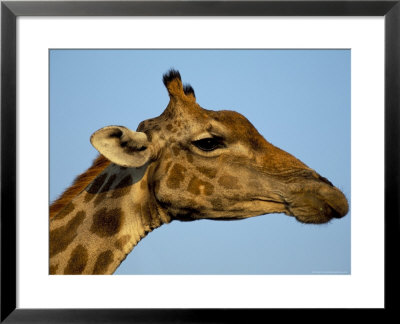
[49, 154, 110, 218]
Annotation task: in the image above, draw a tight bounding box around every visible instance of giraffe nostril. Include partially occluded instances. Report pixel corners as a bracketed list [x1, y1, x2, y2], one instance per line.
[323, 203, 345, 219]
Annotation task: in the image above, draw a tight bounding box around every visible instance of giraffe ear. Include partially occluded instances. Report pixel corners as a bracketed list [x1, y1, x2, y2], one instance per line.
[90, 126, 152, 168]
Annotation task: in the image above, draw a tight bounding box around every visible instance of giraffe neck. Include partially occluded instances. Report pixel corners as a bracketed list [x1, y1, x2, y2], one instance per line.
[49, 163, 171, 274]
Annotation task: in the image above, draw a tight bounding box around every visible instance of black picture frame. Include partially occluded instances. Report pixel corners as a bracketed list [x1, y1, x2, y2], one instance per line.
[1, 0, 399, 322]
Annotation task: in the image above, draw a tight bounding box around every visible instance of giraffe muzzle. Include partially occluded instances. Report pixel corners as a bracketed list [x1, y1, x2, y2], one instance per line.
[286, 181, 349, 224]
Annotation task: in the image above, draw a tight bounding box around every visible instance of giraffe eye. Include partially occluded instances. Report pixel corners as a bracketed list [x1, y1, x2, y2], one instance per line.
[192, 137, 225, 152]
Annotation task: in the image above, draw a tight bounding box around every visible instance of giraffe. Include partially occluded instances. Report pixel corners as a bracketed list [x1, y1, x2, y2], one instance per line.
[50, 69, 349, 275]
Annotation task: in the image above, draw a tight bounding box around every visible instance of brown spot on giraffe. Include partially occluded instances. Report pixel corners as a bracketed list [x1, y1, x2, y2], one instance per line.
[50, 211, 86, 257]
[111, 175, 132, 198]
[114, 235, 131, 251]
[196, 166, 217, 179]
[53, 202, 75, 221]
[218, 175, 241, 190]
[64, 244, 88, 274]
[187, 176, 214, 196]
[90, 208, 123, 237]
[93, 250, 114, 274]
[93, 174, 117, 207]
[102, 174, 118, 193]
[166, 163, 186, 189]
[172, 145, 180, 156]
[84, 173, 108, 202]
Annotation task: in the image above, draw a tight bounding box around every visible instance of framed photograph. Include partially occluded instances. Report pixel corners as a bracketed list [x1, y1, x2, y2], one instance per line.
[49, 48, 352, 277]
[1, 0, 399, 322]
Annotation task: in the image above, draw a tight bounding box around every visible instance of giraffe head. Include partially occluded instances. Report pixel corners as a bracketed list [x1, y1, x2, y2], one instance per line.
[91, 70, 348, 225]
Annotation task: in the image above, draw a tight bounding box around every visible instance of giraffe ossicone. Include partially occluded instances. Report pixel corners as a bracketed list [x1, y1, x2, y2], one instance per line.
[50, 69, 349, 275]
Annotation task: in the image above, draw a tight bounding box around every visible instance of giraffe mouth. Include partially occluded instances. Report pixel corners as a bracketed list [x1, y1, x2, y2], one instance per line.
[288, 204, 345, 224]
[284, 186, 349, 224]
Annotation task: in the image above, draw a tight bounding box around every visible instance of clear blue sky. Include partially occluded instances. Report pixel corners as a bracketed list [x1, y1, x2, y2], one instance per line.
[50, 49, 351, 275]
